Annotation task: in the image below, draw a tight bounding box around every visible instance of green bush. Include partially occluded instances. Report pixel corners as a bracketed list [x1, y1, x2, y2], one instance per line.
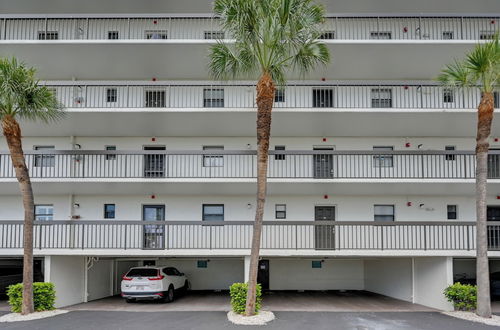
[229, 282, 262, 315]
[443, 282, 477, 311]
[7, 282, 56, 313]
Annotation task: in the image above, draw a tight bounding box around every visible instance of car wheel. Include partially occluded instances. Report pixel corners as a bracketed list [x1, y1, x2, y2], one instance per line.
[166, 286, 175, 303]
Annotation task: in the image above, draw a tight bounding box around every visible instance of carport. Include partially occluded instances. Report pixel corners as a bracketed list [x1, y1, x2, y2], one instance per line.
[65, 290, 434, 312]
[44, 255, 452, 311]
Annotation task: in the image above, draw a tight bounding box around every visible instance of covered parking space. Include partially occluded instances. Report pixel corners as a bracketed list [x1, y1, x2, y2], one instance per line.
[43, 255, 452, 311]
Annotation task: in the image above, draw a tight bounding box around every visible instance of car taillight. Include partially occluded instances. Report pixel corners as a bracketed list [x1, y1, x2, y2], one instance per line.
[122, 275, 132, 281]
[148, 275, 165, 281]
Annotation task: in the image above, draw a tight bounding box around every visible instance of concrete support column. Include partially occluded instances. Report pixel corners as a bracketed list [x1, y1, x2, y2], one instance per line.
[412, 256, 454, 311]
[244, 256, 251, 283]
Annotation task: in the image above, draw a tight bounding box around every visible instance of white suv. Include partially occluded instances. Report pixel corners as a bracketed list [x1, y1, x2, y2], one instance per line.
[121, 266, 189, 303]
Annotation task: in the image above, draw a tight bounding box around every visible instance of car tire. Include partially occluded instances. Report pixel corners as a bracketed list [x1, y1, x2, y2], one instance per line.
[181, 280, 189, 294]
[165, 286, 175, 303]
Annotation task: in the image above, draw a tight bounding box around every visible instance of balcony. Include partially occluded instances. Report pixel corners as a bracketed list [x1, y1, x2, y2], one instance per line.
[0, 14, 498, 42]
[42, 82, 498, 110]
[1, 220, 499, 255]
[0, 150, 498, 180]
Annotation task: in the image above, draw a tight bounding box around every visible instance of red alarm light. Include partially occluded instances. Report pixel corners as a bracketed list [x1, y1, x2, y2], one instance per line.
[403, 27, 408, 33]
[491, 20, 496, 25]
[404, 85, 409, 90]
[151, 195, 156, 199]
[323, 195, 329, 199]
[407, 202, 412, 207]
[405, 142, 411, 148]
[321, 77, 326, 81]
[495, 138, 499, 142]
[153, 20, 158, 24]
[152, 137, 156, 142]
[322, 138, 327, 142]
[497, 196, 500, 200]
[152, 77, 157, 81]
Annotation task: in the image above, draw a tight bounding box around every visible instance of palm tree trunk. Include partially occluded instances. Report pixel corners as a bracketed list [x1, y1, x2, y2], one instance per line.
[2, 115, 34, 315]
[476, 92, 494, 318]
[245, 72, 275, 316]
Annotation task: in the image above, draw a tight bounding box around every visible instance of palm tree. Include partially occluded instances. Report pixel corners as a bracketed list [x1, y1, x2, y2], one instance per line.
[208, 0, 330, 316]
[438, 35, 500, 318]
[0, 57, 64, 315]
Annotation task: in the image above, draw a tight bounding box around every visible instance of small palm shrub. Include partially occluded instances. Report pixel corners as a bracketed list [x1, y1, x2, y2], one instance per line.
[443, 282, 477, 311]
[230, 282, 262, 314]
[7, 282, 56, 313]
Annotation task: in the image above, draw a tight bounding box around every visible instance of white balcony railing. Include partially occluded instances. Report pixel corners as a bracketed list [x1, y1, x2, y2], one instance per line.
[0, 220, 484, 251]
[0, 14, 498, 41]
[1, 150, 498, 180]
[42, 82, 499, 109]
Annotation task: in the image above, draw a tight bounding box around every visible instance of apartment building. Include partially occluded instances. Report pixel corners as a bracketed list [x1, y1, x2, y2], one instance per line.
[0, 0, 499, 310]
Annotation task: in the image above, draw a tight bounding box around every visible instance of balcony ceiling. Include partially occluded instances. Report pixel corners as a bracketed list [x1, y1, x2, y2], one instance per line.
[16, 109, 499, 137]
[0, 180, 497, 196]
[2, 0, 498, 14]
[0, 43, 477, 81]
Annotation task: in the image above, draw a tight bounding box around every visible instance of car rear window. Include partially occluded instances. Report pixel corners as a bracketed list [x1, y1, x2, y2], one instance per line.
[126, 268, 158, 277]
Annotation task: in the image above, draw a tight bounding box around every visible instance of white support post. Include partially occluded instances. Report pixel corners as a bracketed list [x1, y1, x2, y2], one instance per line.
[244, 256, 251, 283]
[44, 256, 51, 283]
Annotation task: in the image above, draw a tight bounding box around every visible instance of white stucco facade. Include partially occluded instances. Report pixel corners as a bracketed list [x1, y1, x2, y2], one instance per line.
[0, 0, 499, 311]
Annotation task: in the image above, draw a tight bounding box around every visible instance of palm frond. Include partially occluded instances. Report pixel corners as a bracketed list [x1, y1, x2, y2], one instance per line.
[208, 0, 331, 85]
[0, 57, 65, 123]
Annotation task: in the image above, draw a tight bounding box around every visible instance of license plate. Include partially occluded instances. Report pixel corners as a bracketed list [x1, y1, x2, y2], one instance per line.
[135, 286, 145, 290]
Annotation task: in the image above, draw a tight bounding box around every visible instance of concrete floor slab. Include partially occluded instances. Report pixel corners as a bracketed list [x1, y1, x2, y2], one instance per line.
[0, 311, 495, 330]
[66, 290, 434, 312]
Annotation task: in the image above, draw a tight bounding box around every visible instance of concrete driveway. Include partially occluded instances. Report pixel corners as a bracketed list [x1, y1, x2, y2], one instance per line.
[0, 311, 496, 330]
[66, 290, 434, 312]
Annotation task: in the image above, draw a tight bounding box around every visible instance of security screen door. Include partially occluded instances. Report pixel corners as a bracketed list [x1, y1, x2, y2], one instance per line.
[143, 205, 165, 249]
[488, 149, 500, 179]
[314, 206, 336, 249]
[143, 146, 166, 177]
[313, 147, 334, 178]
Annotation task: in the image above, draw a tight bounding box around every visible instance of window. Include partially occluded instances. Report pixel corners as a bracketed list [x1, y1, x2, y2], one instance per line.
[202, 204, 224, 221]
[312, 261, 322, 268]
[34, 146, 55, 167]
[274, 89, 285, 103]
[37, 31, 59, 40]
[145, 90, 166, 107]
[125, 268, 158, 277]
[35, 205, 53, 221]
[104, 204, 115, 219]
[145, 30, 168, 39]
[445, 146, 456, 161]
[443, 89, 454, 103]
[106, 88, 117, 103]
[370, 31, 392, 39]
[274, 145, 286, 160]
[312, 88, 333, 108]
[47, 87, 57, 99]
[105, 146, 116, 160]
[480, 31, 495, 40]
[197, 260, 208, 268]
[275, 204, 286, 219]
[374, 205, 395, 222]
[204, 31, 225, 39]
[371, 88, 392, 108]
[447, 205, 458, 220]
[203, 88, 224, 107]
[108, 31, 119, 40]
[203, 146, 224, 167]
[442, 31, 454, 40]
[319, 31, 335, 39]
[495, 91, 499, 109]
[373, 146, 393, 167]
